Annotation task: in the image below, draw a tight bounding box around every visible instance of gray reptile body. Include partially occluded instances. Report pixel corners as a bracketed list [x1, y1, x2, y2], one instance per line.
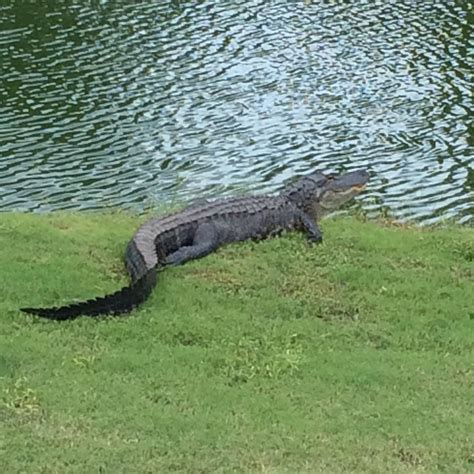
[22, 169, 369, 321]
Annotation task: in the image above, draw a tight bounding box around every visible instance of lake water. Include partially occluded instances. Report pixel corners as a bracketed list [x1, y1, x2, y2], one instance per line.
[1, 1, 472, 223]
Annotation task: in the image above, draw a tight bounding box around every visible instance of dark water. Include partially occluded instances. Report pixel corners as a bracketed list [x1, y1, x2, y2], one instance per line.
[1, 1, 472, 223]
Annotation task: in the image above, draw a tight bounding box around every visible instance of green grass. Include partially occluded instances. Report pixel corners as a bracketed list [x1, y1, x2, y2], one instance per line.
[0, 212, 473, 473]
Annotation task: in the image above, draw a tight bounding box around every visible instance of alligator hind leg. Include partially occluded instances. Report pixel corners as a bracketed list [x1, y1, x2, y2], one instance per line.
[165, 223, 219, 266]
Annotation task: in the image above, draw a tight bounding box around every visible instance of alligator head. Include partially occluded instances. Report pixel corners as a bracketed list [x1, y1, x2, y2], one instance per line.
[284, 169, 369, 219]
[318, 169, 369, 215]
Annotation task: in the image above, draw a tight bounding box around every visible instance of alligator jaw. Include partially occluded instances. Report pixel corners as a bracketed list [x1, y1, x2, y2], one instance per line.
[318, 170, 369, 213]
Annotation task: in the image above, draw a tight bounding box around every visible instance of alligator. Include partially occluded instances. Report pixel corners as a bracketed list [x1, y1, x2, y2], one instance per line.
[21, 169, 369, 321]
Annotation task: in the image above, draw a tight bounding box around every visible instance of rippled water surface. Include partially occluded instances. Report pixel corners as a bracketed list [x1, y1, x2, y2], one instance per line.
[1, 1, 472, 222]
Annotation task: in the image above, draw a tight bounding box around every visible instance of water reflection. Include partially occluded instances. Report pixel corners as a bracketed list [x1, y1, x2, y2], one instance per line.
[0, 0, 472, 222]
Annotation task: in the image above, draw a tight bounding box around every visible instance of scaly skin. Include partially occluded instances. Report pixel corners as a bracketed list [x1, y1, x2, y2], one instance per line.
[21, 169, 369, 321]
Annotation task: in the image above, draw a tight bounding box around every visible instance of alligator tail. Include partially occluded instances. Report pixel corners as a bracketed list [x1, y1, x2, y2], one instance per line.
[21, 269, 157, 321]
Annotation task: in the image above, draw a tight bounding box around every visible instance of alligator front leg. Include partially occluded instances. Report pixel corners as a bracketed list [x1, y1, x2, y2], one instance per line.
[298, 212, 323, 244]
[165, 222, 220, 266]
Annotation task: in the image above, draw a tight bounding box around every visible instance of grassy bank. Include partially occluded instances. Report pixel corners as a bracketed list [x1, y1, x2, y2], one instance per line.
[0, 212, 473, 473]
